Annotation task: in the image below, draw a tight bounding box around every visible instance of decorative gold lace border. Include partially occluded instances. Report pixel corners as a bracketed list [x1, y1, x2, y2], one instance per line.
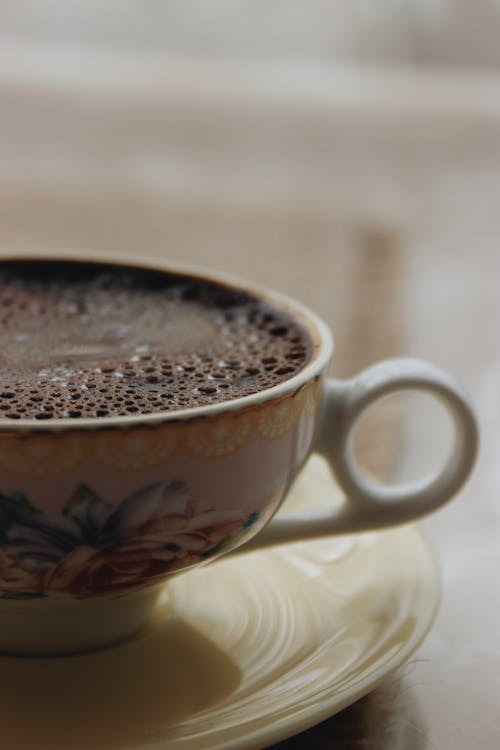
[0, 380, 321, 477]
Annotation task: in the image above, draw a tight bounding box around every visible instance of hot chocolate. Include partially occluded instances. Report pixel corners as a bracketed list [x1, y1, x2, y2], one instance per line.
[0, 260, 312, 419]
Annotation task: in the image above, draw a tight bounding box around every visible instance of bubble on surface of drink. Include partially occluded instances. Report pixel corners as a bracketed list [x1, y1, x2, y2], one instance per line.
[0, 261, 312, 419]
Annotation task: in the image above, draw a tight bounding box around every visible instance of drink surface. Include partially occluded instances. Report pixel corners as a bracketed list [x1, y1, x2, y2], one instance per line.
[0, 261, 312, 420]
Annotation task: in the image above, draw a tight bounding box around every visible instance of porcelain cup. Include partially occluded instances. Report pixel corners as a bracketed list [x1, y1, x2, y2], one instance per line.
[0, 251, 478, 654]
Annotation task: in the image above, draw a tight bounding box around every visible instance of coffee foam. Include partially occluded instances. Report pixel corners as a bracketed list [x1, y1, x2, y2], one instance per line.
[0, 261, 312, 420]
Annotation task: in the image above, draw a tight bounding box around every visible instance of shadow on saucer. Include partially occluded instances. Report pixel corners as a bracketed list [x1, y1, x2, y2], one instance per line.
[0, 606, 241, 749]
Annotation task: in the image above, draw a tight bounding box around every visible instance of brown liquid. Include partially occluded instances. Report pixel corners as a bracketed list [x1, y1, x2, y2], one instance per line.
[0, 260, 312, 420]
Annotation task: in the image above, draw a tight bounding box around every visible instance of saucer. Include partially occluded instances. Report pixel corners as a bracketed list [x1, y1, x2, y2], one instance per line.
[0, 458, 440, 750]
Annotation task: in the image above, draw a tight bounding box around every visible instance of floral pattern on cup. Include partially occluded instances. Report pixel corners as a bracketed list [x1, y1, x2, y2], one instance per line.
[186, 414, 254, 459]
[93, 426, 178, 471]
[0, 482, 260, 599]
[0, 380, 321, 479]
[302, 378, 322, 416]
[0, 434, 85, 479]
[256, 398, 302, 440]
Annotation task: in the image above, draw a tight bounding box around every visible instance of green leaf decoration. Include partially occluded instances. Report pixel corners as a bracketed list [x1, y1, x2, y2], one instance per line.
[202, 536, 234, 559]
[242, 511, 261, 530]
[202, 511, 260, 559]
[0, 491, 37, 538]
[0, 591, 45, 600]
[63, 484, 102, 518]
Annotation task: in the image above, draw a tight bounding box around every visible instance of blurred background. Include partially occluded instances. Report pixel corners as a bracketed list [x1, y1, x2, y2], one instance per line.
[0, 4, 499, 747]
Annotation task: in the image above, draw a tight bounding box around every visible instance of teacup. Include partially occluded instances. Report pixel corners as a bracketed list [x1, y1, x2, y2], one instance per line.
[0, 251, 478, 655]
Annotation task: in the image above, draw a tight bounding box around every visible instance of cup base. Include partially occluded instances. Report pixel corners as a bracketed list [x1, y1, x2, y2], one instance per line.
[0, 586, 164, 656]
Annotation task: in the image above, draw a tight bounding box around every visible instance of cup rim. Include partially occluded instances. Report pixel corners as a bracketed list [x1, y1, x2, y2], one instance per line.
[0, 249, 333, 432]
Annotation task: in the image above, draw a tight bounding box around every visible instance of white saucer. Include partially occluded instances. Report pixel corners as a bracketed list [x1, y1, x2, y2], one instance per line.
[0, 458, 440, 750]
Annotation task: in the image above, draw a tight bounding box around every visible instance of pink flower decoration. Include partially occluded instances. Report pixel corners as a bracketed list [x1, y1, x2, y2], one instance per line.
[0, 481, 259, 598]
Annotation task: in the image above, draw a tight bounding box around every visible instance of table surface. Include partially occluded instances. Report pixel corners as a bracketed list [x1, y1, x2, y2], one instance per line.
[1, 60, 499, 749]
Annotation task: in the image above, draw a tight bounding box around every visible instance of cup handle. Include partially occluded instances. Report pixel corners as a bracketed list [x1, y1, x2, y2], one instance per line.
[242, 358, 478, 550]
